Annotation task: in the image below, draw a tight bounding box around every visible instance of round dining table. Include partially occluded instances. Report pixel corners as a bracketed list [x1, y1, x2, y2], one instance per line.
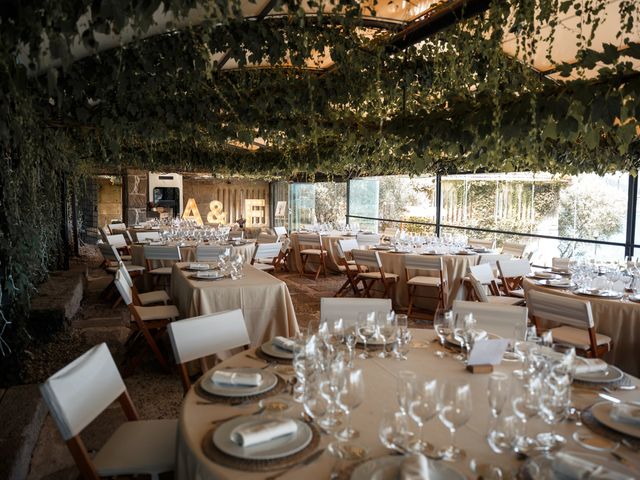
[523, 277, 640, 377]
[175, 329, 640, 480]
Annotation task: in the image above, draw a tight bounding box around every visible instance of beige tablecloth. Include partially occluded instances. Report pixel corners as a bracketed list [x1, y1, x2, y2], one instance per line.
[524, 278, 640, 376]
[176, 329, 640, 480]
[170, 263, 299, 347]
[131, 241, 255, 266]
[290, 232, 356, 274]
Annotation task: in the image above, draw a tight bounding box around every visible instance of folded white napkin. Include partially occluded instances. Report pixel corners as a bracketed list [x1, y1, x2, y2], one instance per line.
[575, 358, 608, 375]
[400, 454, 430, 480]
[610, 403, 640, 426]
[189, 262, 210, 270]
[548, 278, 571, 285]
[230, 419, 298, 447]
[552, 452, 633, 480]
[196, 270, 221, 279]
[212, 370, 262, 387]
[272, 336, 296, 352]
[473, 330, 488, 341]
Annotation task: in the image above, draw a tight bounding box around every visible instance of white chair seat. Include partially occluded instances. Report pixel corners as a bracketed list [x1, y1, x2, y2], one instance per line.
[107, 264, 145, 274]
[134, 304, 179, 321]
[359, 272, 399, 281]
[149, 267, 172, 275]
[508, 288, 525, 298]
[550, 325, 611, 351]
[94, 419, 177, 477]
[407, 276, 441, 287]
[253, 263, 275, 272]
[138, 290, 170, 306]
[300, 249, 325, 256]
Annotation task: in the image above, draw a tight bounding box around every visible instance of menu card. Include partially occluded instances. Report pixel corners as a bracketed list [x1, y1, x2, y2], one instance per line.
[468, 339, 510, 366]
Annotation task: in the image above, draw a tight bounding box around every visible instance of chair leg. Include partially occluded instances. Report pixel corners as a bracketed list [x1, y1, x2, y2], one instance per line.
[139, 326, 170, 372]
[301, 255, 308, 276]
[334, 278, 351, 297]
[407, 285, 414, 317]
[314, 257, 322, 281]
[321, 254, 327, 278]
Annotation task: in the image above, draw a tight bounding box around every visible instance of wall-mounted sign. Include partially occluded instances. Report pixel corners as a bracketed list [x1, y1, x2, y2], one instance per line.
[275, 201, 287, 217]
[245, 199, 266, 226]
[207, 200, 227, 224]
[182, 198, 203, 226]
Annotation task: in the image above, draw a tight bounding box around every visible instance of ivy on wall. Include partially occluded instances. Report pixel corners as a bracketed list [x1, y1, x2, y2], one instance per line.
[0, 0, 639, 374]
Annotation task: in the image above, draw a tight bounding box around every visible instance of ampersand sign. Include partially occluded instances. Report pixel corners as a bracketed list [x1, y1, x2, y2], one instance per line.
[207, 200, 227, 224]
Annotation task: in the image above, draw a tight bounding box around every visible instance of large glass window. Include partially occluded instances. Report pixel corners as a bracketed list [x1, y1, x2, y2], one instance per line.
[288, 182, 347, 231]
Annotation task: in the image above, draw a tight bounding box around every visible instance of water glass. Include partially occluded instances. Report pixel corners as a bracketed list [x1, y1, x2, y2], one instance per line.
[433, 309, 453, 358]
[356, 312, 376, 359]
[393, 328, 412, 360]
[488, 372, 510, 418]
[396, 370, 417, 414]
[408, 378, 438, 455]
[379, 410, 414, 453]
[487, 414, 523, 454]
[438, 380, 472, 461]
[376, 311, 397, 358]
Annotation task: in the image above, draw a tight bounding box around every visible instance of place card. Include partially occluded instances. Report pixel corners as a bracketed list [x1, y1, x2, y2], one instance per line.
[467, 339, 510, 366]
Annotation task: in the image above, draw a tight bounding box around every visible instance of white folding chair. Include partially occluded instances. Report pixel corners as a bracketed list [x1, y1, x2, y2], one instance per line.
[106, 234, 131, 259]
[333, 240, 361, 297]
[298, 232, 328, 280]
[98, 244, 145, 307]
[452, 300, 528, 340]
[143, 245, 182, 284]
[356, 233, 381, 248]
[256, 232, 278, 244]
[501, 241, 527, 258]
[251, 242, 283, 272]
[320, 298, 391, 329]
[113, 271, 179, 373]
[466, 263, 523, 305]
[136, 231, 161, 242]
[477, 253, 512, 271]
[107, 222, 127, 234]
[99, 226, 111, 243]
[168, 309, 250, 393]
[527, 289, 612, 358]
[351, 249, 399, 300]
[195, 244, 231, 261]
[497, 258, 531, 298]
[469, 237, 495, 249]
[404, 254, 446, 316]
[40, 343, 177, 480]
[273, 226, 288, 238]
[118, 262, 170, 307]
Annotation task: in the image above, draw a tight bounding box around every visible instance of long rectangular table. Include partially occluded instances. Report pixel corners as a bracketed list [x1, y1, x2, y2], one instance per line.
[170, 263, 299, 347]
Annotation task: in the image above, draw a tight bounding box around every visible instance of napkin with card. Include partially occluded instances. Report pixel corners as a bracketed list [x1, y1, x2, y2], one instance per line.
[552, 452, 634, 480]
[272, 336, 296, 352]
[574, 358, 608, 375]
[231, 419, 298, 447]
[212, 370, 262, 387]
[467, 339, 510, 366]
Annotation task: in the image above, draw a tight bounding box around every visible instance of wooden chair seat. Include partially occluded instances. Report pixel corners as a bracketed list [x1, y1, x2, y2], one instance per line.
[407, 276, 441, 287]
[300, 248, 325, 256]
[358, 271, 399, 281]
[148, 266, 173, 275]
[106, 263, 144, 274]
[133, 304, 179, 322]
[138, 290, 170, 306]
[550, 325, 612, 352]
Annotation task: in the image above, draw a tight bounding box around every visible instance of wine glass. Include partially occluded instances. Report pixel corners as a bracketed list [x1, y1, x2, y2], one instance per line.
[333, 369, 367, 460]
[511, 375, 542, 452]
[408, 378, 439, 456]
[379, 409, 414, 453]
[356, 312, 376, 359]
[487, 372, 509, 431]
[433, 308, 453, 358]
[452, 313, 467, 361]
[438, 380, 472, 461]
[376, 311, 397, 358]
[344, 324, 358, 367]
[396, 370, 417, 414]
[393, 328, 412, 360]
[462, 314, 477, 363]
[536, 375, 569, 451]
[487, 414, 524, 454]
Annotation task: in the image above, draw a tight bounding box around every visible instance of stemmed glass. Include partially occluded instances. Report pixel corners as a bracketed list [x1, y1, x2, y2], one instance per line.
[511, 374, 542, 452]
[487, 372, 509, 431]
[356, 312, 376, 359]
[332, 369, 367, 460]
[376, 311, 397, 358]
[393, 315, 412, 361]
[452, 313, 468, 362]
[433, 308, 453, 358]
[320, 318, 344, 353]
[379, 409, 414, 453]
[462, 314, 477, 363]
[344, 323, 358, 367]
[438, 380, 472, 461]
[396, 370, 417, 414]
[537, 370, 570, 451]
[408, 378, 439, 455]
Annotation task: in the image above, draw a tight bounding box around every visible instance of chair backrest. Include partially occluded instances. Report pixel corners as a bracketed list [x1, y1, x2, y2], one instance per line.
[108, 222, 126, 234]
[143, 244, 182, 261]
[118, 261, 134, 288]
[356, 233, 381, 247]
[469, 237, 495, 249]
[452, 300, 528, 340]
[404, 254, 443, 272]
[338, 239, 359, 255]
[98, 243, 121, 264]
[196, 244, 231, 261]
[467, 273, 490, 302]
[229, 230, 244, 240]
[297, 233, 322, 248]
[502, 241, 527, 258]
[113, 270, 133, 305]
[39, 343, 126, 440]
[477, 253, 511, 270]
[351, 249, 382, 269]
[497, 258, 531, 278]
[273, 226, 288, 237]
[252, 242, 282, 262]
[320, 298, 392, 328]
[106, 234, 128, 248]
[527, 289, 594, 329]
[168, 309, 250, 365]
[469, 263, 497, 285]
[257, 232, 278, 244]
[136, 231, 161, 242]
[552, 257, 572, 270]
[99, 226, 110, 243]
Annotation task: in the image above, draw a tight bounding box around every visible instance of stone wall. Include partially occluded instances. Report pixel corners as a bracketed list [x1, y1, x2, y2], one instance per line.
[96, 176, 122, 227]
[123, 169, 148, 225]
[183, 178, 270, 226]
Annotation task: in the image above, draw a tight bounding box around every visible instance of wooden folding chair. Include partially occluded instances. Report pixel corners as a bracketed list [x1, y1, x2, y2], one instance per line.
[250, 242, 282, 273]
[167, 309, 250, 394]
[452, 300, 528, 340]
[404, 254, 446, 317]
[40, 343, 177, 480]
[195, 244, 231, 261]
[497, 258, 531, 298]
[298, 232, 328, 280]
[333, 239, 361, 297]
[351, 249, 399, 300]
[320, 297, 391, 329]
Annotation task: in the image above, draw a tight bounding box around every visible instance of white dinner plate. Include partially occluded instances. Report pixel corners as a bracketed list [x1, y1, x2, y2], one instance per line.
[520, 451, 636, 480]
[213, 416, 312, 460]
[527, 272, 562, 280]
[200, 368, 278, 397]
[591, 401, 640, 439]
[260, 341, 294, 360]
[573, 364, 624, 383]
[350, 455, 465, 480]
[194, 270, 223, 279]
[628, 294, 640, 303]
[573, 288, 623, 299]
[535, 279, 575, 288]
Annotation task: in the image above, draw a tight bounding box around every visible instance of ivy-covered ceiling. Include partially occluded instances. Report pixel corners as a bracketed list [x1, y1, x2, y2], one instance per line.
[1, 0, 640, 178]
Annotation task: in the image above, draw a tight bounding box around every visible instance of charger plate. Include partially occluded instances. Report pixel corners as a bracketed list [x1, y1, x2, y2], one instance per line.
[259, 341, 294, 360]
[591, 401, 640, 439]
[195, 372, 286, 405]
[581, 404, 640, 450]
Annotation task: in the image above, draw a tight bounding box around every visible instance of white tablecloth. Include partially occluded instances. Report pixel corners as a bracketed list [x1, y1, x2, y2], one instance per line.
[170, 263, 299, 347]
[176, 329, 640, 480]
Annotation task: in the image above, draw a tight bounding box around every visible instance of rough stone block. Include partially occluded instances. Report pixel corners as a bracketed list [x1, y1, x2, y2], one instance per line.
[0, 384, 48, 480]
[29, 271, 84, 339]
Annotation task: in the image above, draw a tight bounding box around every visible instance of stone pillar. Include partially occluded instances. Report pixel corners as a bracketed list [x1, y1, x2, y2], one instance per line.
[124, 169, 148, 225]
